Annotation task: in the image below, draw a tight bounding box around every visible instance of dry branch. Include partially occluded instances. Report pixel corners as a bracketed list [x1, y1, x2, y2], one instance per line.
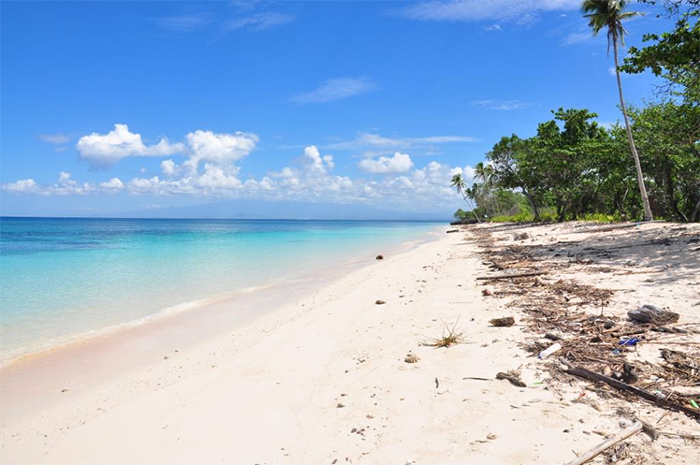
[476, 271, 546, 281]
[564, 422, 642, 465]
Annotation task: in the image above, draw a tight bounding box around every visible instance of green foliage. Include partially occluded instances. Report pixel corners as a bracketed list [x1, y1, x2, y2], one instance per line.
[469, 102, 699, 223]
[623, 1, 699, 103]
[577, 212, 625, 223]
[447, 3, 699, 223]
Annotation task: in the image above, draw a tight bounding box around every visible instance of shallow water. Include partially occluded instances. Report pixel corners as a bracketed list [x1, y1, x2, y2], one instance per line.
[0, 217, 440, 363]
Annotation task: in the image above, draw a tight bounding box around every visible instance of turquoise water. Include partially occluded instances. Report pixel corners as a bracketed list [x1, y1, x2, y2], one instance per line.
[0, 218, 440, 363]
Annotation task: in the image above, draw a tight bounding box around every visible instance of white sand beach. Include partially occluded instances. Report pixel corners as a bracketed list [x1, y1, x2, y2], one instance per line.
[1, 222, 699, 464]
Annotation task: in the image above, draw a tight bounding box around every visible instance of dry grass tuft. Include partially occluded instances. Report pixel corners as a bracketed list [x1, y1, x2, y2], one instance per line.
[423, 319, 464, 348]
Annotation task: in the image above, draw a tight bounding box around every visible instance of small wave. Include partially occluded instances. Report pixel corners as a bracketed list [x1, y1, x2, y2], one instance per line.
[0, 284, 272, 368]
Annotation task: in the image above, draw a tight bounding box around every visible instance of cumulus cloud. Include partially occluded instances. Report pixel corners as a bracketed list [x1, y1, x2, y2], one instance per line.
[290, 77, 378, 104]
[3, 179, 38, 193]
[99, 178, 125, 190]
[300, 145, 335, 175]
[184, 130, 258, 171]
[395, 0, 579, 24]
[358, 152, 414, 174]
[3, 144, 479, 212]
[160, 159, 179, 177]
[76, 124, 185, 167]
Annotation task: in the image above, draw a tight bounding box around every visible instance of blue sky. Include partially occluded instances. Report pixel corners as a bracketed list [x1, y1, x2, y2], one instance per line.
[0, 0, 672, 218]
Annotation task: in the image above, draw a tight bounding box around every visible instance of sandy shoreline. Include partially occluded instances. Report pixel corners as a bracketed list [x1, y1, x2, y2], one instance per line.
[1, 222, 698, 464]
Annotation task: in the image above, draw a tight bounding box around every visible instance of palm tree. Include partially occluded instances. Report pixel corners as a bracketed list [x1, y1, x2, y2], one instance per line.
[451, 173, 481, 222]
[583, 0, 653, 221]
[474, 162, 501, 217]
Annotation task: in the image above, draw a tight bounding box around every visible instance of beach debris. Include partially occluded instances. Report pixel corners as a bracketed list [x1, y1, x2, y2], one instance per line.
[489, 316, 515, 327]
[481, 288, 493, 296]
[496, 371, 526, 388]
[538, 342, 562, 359]
[446, 229, 459, 233]
[628, 305, 679, 326]
[559, 358, 700, 420]
[476, 271, 546, 281]
[375, 300, 386, 305]
[435, 377, 439, 389]
[486, 433, 497, 440]
[513, 232, 529, 241]
[545, 332, 562, 341]
[565, 422, 642, 465]
[61, 388, 70, 393]
[337, 403, 345, 408]
[618, 337, 640, 347]
[375, 255, 383, 260]
[404, 352, 419, 364]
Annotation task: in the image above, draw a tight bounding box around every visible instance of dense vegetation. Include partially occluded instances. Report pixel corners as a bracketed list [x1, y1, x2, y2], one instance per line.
[453, 0, 699, 223]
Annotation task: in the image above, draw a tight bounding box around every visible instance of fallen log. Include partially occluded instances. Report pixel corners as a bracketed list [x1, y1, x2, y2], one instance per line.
[559, 358, 700, 420]
[564, 422, 642, 465]
[476, 271, 546, 281]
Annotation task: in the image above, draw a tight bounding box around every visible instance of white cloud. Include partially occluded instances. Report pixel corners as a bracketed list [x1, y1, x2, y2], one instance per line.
[76, 124, 185, 167]
[158, 13, 212, 33]
[99, 178, 125, 190]
[225, 13, 295, 31]
[484, 23, 501, 31]
[197, 164, 243, 189]
[561, 31, 598, 46]
[4, 144, 480, 212]
[161, 159, 179, 177]
[396, 0, 580, 24]
[39, 133, 71, 144]
[359, 152, 414, 174]
[59, 171, 71, 183]
[184, 130, 258, 171]
[472, 99, 532, 110]
[291, 77, 378, 104]
[300, 145, 335, 175]
[3, 179, 38, 193]
[326, 132, 477, 151]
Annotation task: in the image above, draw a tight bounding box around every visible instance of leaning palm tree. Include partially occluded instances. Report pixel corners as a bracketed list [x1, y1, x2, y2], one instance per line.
[450, 173, 481, 223]
[583, 0, 653, 221]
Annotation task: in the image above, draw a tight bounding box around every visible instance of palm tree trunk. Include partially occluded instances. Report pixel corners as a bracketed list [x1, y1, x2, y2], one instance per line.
[613, 35, 653, 221]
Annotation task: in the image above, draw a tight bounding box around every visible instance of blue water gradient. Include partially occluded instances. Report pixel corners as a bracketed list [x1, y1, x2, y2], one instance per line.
[0, 218, 440, 362]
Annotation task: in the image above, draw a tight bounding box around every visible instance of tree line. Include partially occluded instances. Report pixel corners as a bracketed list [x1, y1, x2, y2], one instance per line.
[452, 0, 699, 223]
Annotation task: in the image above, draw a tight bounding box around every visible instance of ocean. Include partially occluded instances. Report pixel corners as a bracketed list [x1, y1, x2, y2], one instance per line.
[0, 217, 441, 365]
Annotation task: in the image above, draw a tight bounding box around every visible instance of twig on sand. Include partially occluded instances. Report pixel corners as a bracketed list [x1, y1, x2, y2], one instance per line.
[476, 271, 546, 281]
[565, 422, 643, 465]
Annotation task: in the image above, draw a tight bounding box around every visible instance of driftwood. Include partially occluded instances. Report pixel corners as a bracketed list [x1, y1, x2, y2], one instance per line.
[490, 317, 515, 327]
[496, 371, 526, 387]
[564, 422, 642, 465]
[559, 358, 700, 420]
[628, 305, 679, 326]
[572, 223, 639, 234]
[476, 271, 546, 281]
